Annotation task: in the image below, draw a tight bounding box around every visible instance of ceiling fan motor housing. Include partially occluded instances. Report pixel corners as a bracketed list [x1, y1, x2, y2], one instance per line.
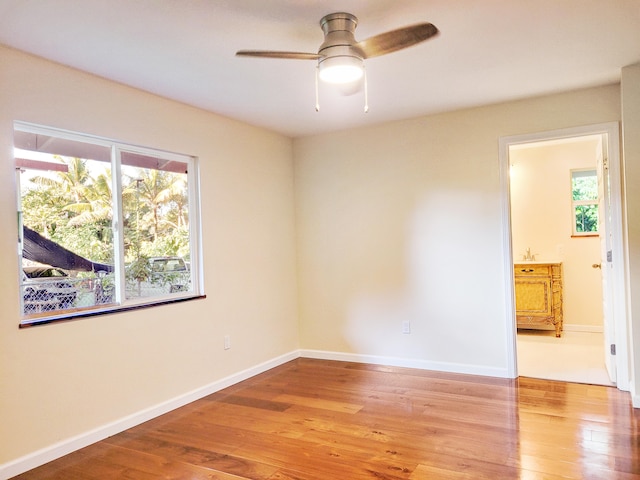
[318, 12, 365, 83]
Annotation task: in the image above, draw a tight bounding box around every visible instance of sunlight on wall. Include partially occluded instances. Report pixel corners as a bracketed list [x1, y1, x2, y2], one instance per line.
[345, 189, 507, 369]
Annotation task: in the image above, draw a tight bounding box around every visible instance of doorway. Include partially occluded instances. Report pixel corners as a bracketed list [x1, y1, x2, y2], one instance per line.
[510, 134, 610, 385]
[499, 123, 629, 391]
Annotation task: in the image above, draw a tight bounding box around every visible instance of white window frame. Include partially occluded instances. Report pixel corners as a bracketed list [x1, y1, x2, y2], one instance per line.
[15, 122, 204, 326]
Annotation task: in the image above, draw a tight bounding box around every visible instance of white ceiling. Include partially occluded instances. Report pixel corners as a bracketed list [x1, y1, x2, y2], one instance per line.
[1, 0, 638, 138]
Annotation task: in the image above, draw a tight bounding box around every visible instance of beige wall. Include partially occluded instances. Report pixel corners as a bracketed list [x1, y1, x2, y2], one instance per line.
[510, 139, 604, 328]
[0, 46, 299, 464]
[294, 85, 621, 374]
[622, 63, 640, 402]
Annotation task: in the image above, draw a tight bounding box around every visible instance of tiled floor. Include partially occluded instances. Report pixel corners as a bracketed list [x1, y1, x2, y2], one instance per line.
[516, 329, 615, 386]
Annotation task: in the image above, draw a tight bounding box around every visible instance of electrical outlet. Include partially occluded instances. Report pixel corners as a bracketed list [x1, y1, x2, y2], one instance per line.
[224, 335, 231, 350]
[402, 321, 411, 334]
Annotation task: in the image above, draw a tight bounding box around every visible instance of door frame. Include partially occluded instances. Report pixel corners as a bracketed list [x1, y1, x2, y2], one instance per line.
[499, 122, 629, 391]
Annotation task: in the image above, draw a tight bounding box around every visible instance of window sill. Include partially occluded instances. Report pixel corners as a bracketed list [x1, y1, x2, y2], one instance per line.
[571, 234, 599, 238]
[19, 294, 206, 328]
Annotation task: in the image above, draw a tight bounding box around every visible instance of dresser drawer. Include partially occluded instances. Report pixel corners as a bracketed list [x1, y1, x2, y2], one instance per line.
[514, 264, 550, 276]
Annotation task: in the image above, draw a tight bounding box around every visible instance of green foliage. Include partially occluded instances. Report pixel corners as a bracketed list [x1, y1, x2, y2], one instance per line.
[575, 205, 598, 233]
[51, 223, 114, 264]
[21, 156, 190, 266]
[127, 254, 152, 283]
[142, 227, 190, 259]
[21, 182, 69, 237]
[572, 171, 598, 234]
[572, 174, 598, 201]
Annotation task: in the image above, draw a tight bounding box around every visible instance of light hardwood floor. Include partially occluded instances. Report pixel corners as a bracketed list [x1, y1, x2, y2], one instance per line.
[13, 358, 640, 479]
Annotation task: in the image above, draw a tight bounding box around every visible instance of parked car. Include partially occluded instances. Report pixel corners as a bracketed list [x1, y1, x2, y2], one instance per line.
[149, 256, 189, 293]
[148, 256, 188, 278]
[22, 266, 78, 314]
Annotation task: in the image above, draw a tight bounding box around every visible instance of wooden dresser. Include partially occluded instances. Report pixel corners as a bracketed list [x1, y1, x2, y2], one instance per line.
[514, 262, 563, 337]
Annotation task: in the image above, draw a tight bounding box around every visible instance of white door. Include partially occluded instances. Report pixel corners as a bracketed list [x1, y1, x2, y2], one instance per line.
[596, 134, 616, 383]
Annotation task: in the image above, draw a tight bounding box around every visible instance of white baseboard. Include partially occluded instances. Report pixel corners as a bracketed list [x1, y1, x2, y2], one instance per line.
[629, 381, 640, 409]
[0, 350, 299, 480]
[300, 349, 512, 378]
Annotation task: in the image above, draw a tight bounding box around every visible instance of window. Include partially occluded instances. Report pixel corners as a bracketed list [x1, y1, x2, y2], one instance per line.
[571, 169, 598, 236]
[15, 122, 202, 325]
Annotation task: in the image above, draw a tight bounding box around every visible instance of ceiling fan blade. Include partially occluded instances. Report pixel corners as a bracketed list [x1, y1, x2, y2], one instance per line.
[236, 50, 321, 60]
[356, 23, 439, 59]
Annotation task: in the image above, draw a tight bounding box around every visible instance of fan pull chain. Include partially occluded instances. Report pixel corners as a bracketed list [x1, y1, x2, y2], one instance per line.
[363, 65, 369, 113]
[315, 65, 320, 112]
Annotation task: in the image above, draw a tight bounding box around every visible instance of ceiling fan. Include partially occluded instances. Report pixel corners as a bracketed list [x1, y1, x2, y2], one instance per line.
[236, 12, 439, 111]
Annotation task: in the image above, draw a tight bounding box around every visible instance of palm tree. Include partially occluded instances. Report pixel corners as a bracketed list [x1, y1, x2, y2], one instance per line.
[65, 170, 113, 226]
[134, 169, 188, 243]
[56, 157, 91, 204]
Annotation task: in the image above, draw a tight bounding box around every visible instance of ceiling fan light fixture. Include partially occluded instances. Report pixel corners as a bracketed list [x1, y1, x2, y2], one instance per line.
[318, 56, 364, 84]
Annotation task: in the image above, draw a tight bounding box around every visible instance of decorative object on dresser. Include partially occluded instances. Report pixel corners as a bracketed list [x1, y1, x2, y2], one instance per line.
[514, 262, 564, 337]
